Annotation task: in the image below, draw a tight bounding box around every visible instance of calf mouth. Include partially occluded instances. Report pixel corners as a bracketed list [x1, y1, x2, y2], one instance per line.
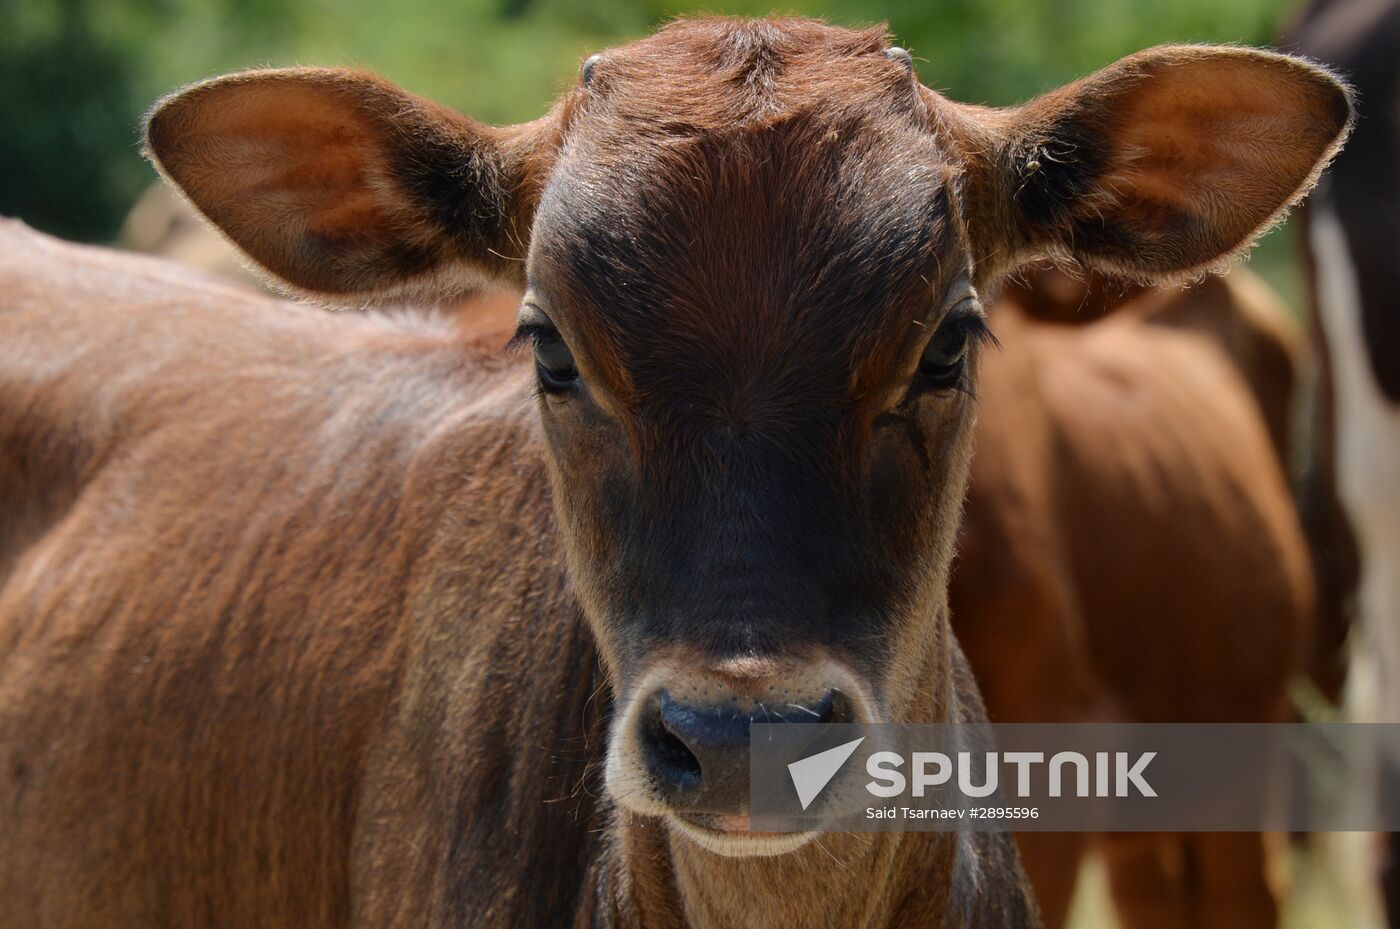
[669, 811, 822, 858]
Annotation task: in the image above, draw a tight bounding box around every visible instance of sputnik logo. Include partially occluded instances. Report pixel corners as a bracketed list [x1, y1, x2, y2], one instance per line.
[787, 737, 865, 810]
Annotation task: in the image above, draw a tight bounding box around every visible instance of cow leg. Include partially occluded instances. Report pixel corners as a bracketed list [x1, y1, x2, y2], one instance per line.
[1382, 833, 1400, 928]
[1102, 834, 1187, 929]
[1013, 832, 1088, 929]
[1104, 832, 1278, 929]
[1186, 833, 1279, 929]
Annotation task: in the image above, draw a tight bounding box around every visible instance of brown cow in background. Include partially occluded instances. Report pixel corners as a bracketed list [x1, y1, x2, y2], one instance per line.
[954, 269, 1312, 929]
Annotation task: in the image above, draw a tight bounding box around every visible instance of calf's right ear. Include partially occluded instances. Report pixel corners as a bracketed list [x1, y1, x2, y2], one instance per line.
[144, 68, 554, 303]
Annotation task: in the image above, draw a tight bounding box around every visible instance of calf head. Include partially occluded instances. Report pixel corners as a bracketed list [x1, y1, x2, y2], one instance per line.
[146, 18, 1349, 856]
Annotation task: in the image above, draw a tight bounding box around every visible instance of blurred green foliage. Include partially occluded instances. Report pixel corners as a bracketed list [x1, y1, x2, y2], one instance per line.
[0, 0, 298, 240]
[0, 0, 1302, 299]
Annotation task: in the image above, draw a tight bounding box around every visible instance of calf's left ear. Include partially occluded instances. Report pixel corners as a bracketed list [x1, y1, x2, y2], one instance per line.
[144, 69, 555, 303]
[954, 46, 1353, 282]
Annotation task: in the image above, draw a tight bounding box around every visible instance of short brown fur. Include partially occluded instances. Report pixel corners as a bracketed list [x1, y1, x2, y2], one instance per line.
[4, 16, 1352, 929]
[953, 274, 1312, 928]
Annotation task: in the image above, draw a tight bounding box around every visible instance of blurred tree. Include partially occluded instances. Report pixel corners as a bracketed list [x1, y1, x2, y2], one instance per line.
[0, 0, 151, 240]
[0, 0, 297, 241]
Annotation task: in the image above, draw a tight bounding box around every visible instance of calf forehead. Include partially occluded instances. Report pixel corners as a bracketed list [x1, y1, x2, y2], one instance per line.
[573, 18, 924, 136]
[533, 20, 958, 412]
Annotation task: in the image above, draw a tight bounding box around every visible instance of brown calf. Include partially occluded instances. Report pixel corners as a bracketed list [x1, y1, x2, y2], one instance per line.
[999, 265, 1300, 458]
[1, 17, 1349, 928]
[954, 273, 1313, 928]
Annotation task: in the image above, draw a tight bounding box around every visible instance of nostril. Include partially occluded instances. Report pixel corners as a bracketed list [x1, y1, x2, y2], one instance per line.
[654, 724, 704, 788]
[640, 696, 703, 791]
[819, 689, 855, 726]
[635, 687, 858, 802]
